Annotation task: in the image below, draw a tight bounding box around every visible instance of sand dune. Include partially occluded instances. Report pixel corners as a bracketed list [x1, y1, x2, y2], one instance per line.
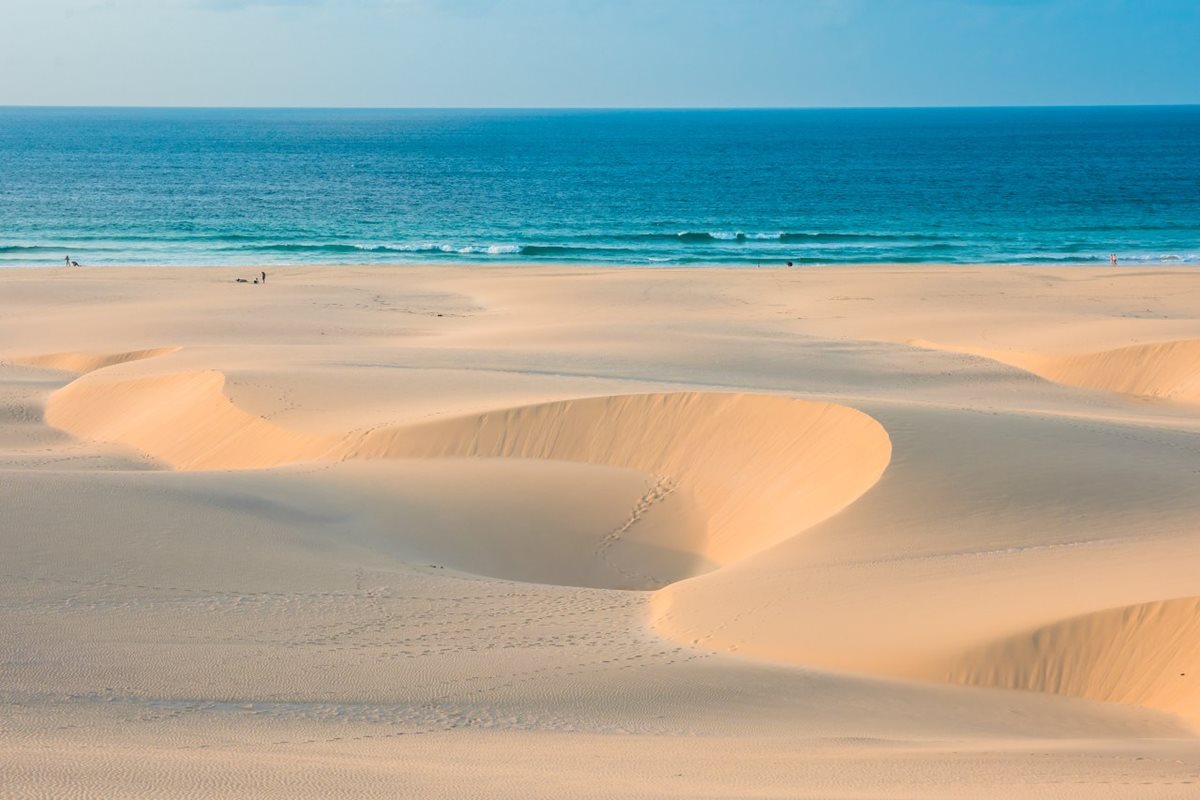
[337, 392, 893, 565]
[1019, 339, 1200, 405]
[42, 356, 892, 569]
[910, 338, 1200, 405]
[16, 346, 181, 375]
[937, 596, 1200, 726]
[46, 368, 331, 469]
[5, 265, 1200, 798]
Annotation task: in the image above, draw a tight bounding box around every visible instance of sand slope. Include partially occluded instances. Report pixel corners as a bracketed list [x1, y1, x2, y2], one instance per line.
[911, 338, 1200, 405]
[1018, 339, 1200, 405]
[44, 358, 892, 567]
[47, 368, 330, 469]
[338, 392, 893, 565]
[937, 596, 1200, 725]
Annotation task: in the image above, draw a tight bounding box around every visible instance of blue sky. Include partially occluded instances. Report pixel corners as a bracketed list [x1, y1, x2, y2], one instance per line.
[2, 0, 1197, 107]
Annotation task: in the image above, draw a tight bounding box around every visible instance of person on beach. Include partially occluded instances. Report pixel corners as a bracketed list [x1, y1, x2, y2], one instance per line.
[261, 271, 267, 284]
[1110, 253, 1118, 266]
[64, 256, 71, 268]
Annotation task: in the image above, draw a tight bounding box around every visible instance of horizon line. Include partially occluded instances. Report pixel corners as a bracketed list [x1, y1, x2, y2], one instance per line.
[3, 103, 1199, 112]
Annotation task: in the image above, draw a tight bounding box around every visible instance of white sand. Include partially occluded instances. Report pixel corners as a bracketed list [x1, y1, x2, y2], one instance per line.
[2, 264, 1200, 798]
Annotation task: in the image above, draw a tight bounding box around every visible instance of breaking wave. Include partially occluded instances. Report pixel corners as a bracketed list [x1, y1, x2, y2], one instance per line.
[3, 236, 1198, 267]
[671, 231, 949, 244]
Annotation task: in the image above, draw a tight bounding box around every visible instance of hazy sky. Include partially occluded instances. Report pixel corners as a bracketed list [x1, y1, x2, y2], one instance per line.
[2, 0, 1198, 107]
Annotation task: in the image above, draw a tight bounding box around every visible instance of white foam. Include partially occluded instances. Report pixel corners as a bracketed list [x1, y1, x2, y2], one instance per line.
[453, 244, 521, 255]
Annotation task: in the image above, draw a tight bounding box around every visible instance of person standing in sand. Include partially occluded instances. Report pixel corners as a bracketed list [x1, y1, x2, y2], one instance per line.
[64, 255, 71, 268]
[1110, 253, 1118, 266]
[261, 271, 267, 284]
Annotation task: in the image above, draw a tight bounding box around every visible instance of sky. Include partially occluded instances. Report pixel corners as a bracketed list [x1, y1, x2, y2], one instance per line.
[1, 0, 1198, 107]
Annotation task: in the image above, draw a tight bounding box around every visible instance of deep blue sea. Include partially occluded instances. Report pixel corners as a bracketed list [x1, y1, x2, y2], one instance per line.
[1, 106, 1198, 267]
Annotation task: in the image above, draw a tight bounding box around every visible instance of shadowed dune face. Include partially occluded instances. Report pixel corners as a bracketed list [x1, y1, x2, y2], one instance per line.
[314, 459, 717, 590]
[40, 356, 893, 576]
[932, 597, 1200, 727]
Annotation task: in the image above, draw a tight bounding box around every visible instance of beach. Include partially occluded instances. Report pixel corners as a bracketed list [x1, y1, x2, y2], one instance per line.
[3, 263, 1200, 798]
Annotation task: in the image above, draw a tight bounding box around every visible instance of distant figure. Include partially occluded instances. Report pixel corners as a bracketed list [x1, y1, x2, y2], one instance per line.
[261, 271, 267, 284]
[786, 261, 794, 267]
[70, 260, 80, 267]
[236, 278, 249, 283]
[1110, 253, 1118, 266]
[64, 256, 71, 268]
[253, 278, 259, 284]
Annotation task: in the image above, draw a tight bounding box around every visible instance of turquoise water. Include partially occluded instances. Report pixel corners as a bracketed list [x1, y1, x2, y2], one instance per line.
[1, 106, 1198, 266]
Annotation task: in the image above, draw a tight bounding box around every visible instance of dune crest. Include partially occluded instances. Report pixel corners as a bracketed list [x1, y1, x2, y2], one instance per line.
[932, 596, 1200, 727]
[17, 347, 182, 375]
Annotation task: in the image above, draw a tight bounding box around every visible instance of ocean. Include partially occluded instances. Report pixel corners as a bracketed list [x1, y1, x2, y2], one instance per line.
[1, 106, 1198, 267]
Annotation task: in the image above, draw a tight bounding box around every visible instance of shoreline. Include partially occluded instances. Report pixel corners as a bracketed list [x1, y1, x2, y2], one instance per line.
[7, 260, 1200, 271]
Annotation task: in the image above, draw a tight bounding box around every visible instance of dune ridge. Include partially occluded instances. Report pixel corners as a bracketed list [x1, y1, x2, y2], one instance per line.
[934, 596, 1200, 727]
[42, 356, 892, 567]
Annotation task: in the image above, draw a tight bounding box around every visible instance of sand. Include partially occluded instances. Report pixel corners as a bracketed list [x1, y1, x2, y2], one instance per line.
[2, 263, 1200, 798]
